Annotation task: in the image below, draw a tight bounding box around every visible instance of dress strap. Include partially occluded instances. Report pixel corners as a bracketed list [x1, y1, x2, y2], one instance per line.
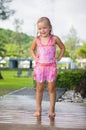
[37, 37, 41, 46]
[49, 35, 53, 41]
[47, 35, 54, 45]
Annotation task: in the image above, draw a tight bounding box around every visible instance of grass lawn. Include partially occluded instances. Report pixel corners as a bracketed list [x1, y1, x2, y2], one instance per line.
[0, 69, 34, 96]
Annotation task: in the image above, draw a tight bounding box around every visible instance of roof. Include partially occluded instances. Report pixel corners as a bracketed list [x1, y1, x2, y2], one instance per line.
[58, 57, 73, 64]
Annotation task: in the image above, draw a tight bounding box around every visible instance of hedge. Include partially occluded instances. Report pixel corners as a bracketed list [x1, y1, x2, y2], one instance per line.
[56, 69, 85, 90]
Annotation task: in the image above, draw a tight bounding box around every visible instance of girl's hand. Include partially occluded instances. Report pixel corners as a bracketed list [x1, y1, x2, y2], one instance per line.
[55, 57, 61, 62]
[54, 57, 57, 62]
[34, 57, 39, 62]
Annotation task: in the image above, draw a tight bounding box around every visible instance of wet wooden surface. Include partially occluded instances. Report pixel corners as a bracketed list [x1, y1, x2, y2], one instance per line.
[0, 95, 86, 130]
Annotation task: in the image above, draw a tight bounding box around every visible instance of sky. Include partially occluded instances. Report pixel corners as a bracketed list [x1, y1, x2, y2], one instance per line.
[0, 0, 86, 40]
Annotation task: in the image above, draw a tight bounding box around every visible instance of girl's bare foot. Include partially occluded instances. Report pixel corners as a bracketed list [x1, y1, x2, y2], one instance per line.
[48, 113, 55, 118]
[33, 112, 41, 117]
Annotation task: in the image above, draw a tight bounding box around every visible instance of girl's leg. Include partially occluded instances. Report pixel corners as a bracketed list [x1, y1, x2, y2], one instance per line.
[48, 80, 56, 117]
[34, 82, 44, 117]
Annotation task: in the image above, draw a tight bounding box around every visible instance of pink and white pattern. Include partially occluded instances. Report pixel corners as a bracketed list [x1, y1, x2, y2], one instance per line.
[34, 35, 57, 82]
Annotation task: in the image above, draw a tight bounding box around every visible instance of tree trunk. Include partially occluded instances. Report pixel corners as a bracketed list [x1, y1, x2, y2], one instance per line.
[0, 72, 3, 79]
[75, 70, 86, 98]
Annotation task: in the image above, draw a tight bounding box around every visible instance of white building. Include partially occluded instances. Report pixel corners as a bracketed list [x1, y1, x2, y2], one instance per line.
[58, 57, 78, 69]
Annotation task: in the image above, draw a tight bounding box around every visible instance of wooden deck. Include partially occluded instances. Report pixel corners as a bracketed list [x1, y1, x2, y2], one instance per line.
[0, 95, 86, 130]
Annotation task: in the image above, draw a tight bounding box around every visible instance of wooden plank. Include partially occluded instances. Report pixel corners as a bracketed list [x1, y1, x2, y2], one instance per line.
[0, 95, 86, 130]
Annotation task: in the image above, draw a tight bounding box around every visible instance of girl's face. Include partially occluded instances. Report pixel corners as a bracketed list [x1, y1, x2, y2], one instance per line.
[37, 21, 51, 37]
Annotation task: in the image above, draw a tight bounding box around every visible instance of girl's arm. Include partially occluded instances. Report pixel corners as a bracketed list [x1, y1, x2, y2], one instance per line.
[54, 36, 65, 62]
[30, 38, 38, 61]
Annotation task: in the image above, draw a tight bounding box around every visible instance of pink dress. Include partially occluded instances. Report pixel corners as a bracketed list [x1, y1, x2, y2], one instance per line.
[34, 35, 57, 82]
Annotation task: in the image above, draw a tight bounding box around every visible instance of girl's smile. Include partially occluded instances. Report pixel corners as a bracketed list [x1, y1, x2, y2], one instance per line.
[37, 22, 51, 37]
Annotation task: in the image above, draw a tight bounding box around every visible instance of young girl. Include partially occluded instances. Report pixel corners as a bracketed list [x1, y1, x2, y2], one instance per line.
[30, 17, 65, 118]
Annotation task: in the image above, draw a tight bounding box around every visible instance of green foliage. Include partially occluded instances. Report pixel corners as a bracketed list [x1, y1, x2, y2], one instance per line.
[64, 26, 80, 59]
[4, 43, 19, 57]
[64, 49, 70, 57]
[0, 28, 34, 57]
[76, 43, 86, 58]
[0, 0, 15, 20]
[56, 69, 85, 90]
[0, 42, 6, 57]
[0, 28, 34, 44]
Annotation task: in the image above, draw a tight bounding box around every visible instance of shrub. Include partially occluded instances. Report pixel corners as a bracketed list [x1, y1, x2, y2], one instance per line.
[56, 69, 85, 90]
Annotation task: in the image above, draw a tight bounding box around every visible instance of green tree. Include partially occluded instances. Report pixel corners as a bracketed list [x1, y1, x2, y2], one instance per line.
[0, 42, 6, 57]
[0, 0, 15, 20]
[76, 43, 86, 58]
[64, 26, 80, 60]
[4, 43, 19, 57]
[64, 49, 70, 57]
[0, 0, 15, 79]
[12, 18, 24, 57]
[0, 28, 34, 58]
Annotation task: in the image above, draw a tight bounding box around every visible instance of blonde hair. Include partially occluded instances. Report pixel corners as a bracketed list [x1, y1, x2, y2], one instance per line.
[37, 17, 52, 36]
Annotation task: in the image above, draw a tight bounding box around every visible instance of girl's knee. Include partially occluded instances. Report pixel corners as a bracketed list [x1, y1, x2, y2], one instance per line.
[37, 88, 44, 93]
[48, 81, 56, 93]
[48, 87, 56, 93]
[36, 85, 44, 93]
